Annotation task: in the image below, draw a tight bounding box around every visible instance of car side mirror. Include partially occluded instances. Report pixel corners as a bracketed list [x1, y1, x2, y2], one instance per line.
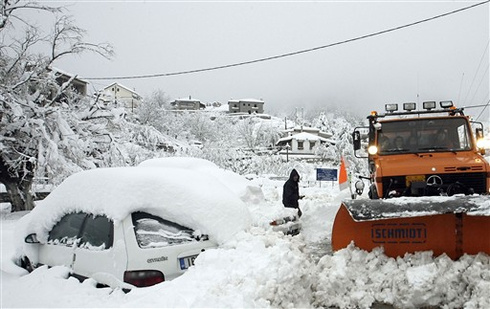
[25, 233, 40, 244]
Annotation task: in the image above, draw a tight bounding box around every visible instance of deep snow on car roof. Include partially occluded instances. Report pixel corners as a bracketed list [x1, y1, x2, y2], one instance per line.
[18, 162, 252, 245]
[139, 157, 265, 204]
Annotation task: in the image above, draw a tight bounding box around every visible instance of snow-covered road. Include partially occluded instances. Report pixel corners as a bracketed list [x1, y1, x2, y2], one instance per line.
[1, 174, 489, 308]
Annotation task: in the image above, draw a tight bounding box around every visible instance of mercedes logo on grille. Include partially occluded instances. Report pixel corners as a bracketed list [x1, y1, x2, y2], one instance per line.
[426, 175, 443, 187]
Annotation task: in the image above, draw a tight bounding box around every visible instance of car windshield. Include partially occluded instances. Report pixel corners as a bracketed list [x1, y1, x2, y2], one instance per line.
[376, 117, 473, 155]
[132, 212, 197, 249]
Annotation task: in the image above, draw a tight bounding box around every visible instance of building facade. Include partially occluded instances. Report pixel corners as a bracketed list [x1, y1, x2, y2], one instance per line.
[170, 96, 205, 110]
[276, 126, 335, 157]
[99, 83, 142, 111]
[228, 99, 264, 114]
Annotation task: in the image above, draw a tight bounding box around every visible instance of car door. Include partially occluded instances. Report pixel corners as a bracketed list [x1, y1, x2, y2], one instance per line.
[38, 212, 86, 269]
[71, 214, 128, 287]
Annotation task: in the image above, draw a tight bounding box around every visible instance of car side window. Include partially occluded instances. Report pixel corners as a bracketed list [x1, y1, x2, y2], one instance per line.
[79, 215, 114, 250]
[132, 212, 197, 249]
[48, 213, 86, 247]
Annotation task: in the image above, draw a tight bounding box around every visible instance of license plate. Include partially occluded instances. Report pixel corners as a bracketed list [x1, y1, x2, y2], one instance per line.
[179, 255, 197, 270]
[406, 175, 425, 187]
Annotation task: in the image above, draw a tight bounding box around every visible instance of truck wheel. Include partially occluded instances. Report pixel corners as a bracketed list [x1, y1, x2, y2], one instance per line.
[447, 182, 466, 196]
[368, 184, 379, 199]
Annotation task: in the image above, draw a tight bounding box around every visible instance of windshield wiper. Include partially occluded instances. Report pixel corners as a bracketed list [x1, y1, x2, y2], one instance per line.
[192, 234, 209, 241]
[419, 146, 448, 151]
[384, 148, 408, 153]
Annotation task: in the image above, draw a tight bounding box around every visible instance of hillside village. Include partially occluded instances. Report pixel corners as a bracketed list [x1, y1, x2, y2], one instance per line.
[56, 68, 341, 161]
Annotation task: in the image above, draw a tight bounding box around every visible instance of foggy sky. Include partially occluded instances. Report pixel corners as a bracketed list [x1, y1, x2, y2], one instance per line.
[20, 1, 490, 117]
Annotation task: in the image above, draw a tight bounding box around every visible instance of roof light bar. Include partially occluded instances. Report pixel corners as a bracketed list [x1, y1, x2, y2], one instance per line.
[385, 104, 398, 113]
[423, 101, 436, 110]
[403, 102, 416, 111]
[440, 101, 454, 108]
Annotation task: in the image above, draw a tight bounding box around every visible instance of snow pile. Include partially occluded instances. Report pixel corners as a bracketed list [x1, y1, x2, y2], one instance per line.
[313, 244, 490, 308]
[1, 265, 128, 307]
[122, 230, 313, 308]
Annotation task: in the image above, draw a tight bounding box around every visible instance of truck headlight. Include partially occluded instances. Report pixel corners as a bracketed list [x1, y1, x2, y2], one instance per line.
[368, 145, 378, 155]
[477, 139, 485, 149]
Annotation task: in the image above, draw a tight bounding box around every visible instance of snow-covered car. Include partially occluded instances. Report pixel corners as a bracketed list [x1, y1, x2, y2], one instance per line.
[21, 210, 216, 288]
[15, 161, 252, 289]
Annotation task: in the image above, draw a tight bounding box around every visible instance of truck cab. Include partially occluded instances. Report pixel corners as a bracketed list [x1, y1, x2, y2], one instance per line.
[353, 101, 490, 199]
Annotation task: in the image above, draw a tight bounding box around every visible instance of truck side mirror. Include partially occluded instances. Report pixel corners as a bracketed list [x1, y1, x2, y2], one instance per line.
[476, 127, 484, 140]
[475, 128, 486, 155]
[353, 131, 361, 151]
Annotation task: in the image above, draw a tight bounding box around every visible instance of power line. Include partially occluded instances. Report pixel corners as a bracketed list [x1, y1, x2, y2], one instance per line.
[475, 101, 490, 121]
[473, 96, 490, 121]
[467, 65, 490, 106]
[84, 0, 490, 81]
[461, 97, 490, 121]
[462, 39, 490, 106]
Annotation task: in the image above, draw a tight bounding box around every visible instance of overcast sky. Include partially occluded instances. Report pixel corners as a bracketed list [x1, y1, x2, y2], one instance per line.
[20, 1, 490, 117]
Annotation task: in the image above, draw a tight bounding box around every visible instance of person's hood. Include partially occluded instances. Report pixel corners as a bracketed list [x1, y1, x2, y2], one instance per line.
[289, 169, 300, 181]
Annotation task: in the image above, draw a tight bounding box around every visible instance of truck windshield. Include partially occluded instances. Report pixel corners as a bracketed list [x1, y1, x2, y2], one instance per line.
[376, 117, 472, 154]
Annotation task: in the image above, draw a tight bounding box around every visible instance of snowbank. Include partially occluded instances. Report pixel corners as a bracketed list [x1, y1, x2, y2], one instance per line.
[313, 244, 490, 309]
[120, 230, 313, 308]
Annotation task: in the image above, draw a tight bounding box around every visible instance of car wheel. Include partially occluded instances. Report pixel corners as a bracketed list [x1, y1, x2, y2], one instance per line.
[20, 256, 35, 272]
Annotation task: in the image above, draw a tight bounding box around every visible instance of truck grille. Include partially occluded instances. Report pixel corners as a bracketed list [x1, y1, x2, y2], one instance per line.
[444, 166, 484, 172]
[381, 172, 487, 196]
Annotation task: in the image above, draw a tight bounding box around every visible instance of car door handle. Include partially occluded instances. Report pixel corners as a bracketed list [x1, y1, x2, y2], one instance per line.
[71, 253, 77, 268]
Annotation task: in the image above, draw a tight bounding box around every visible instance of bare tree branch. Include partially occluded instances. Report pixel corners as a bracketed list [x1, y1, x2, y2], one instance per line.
[48, 15, 113, 66]
[1, 0, 62, 30]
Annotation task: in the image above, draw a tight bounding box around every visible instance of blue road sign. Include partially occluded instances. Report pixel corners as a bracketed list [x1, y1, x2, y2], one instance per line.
[316, 168, 338, 181]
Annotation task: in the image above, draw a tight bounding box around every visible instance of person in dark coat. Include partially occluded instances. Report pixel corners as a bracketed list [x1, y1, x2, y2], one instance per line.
[282, 169, 304, 217]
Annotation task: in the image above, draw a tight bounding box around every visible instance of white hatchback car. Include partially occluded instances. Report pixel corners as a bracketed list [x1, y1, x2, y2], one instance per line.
[16, 159, 251, 289]
[22, 210, 216, 288]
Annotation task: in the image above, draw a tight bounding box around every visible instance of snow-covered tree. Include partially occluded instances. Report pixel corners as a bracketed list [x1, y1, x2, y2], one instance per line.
[0, 3, 113, 211]
[137, 89, 170, 126]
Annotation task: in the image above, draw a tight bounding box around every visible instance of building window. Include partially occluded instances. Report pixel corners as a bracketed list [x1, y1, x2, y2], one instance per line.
[298, 141, 304, 150]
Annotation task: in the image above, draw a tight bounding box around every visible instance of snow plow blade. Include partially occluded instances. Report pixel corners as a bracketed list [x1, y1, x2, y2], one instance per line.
[331, 196, 490, 259]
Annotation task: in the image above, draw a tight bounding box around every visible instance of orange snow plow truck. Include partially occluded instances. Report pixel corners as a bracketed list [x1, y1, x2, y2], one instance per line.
[332, 101, 490, 259]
